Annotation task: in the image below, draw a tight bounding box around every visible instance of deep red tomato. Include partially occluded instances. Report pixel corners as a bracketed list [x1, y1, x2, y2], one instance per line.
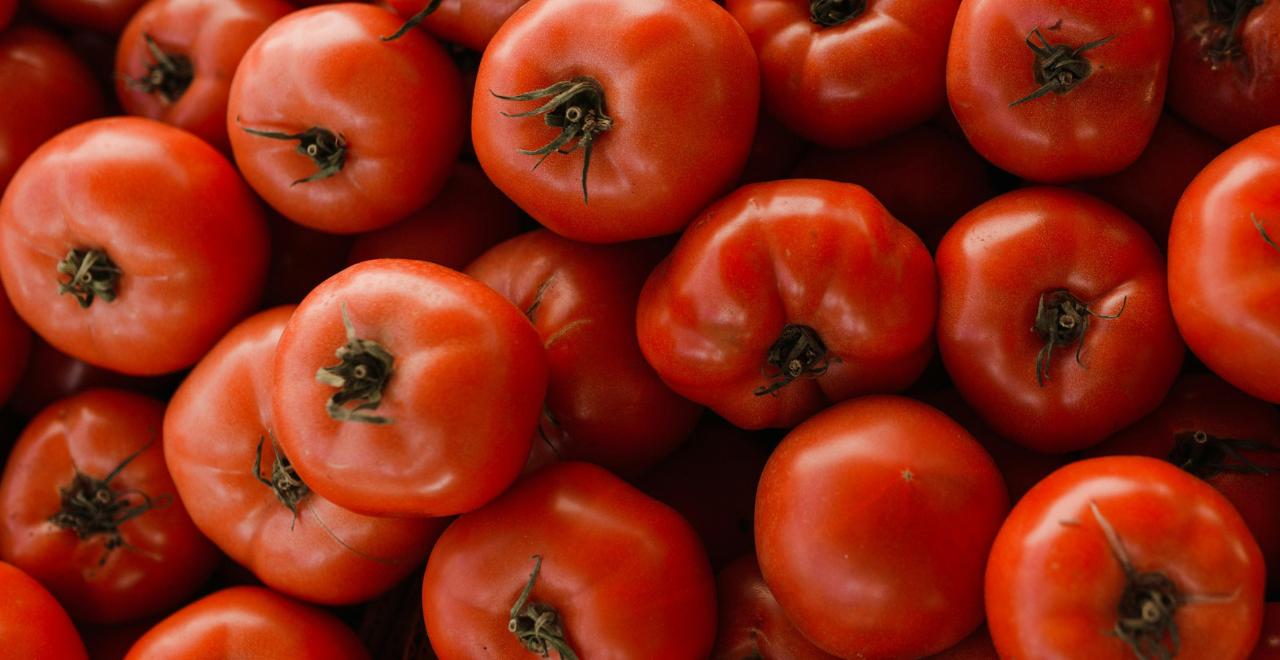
[30, 0, 147, 33]
[271, 259, 547, 517]
[124, 586, 370, 659]
[0, 116, 269, 376]
[0, 561, 87, 660]
[0, 0, 13, 30]
[711, 554, 838, 660]
[473, 0, 758, 243]
[637, 179, 936, 429]
[0, 390, 220, 623]
[947, 0, 1173, 182]
[756, 396, 1008, 658]
[115, 0, 293, 153]
[927, 626, 998, 659]
[936, 188, 1184, 452]
[1252, 603, 1280, 659]
[227, 3, 463, 233]
[422, 461, 716, 659]
[1169, 126, 1280, 404]
[736, 109, 806, 187]
[262, 210, 354, 307]
[8, 336, 176, 420]
[986, 456, 1265, 659]
[384, 0, 528, 51]
[726, 0, 960, 149]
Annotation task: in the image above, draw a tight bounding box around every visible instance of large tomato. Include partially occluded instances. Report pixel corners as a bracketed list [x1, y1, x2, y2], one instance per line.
[1169, 126, 1280, 403]
[0, 561, 87, 660]
[711, 554, 837, 660]
[473, 0, 758, 243]
[384, 0, 529, 51]
[637, 179, 936, 429]
[986, 456, 1265, 659]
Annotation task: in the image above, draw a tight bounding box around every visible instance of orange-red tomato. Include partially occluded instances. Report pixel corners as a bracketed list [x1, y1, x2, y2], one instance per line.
[0, 561, 87, 660]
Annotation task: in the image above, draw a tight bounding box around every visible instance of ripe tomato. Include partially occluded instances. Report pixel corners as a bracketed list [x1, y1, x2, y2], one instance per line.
[0, 561, 87, 660]
[1169, 126, 1280, 403]
[637, 179, 936, 429]
[124, 586, 370, 659]
[928, 627, 998, 659]
[422, 461, 716, 659]
[711, 554, 837, 660]
[271, 259, 547, 517]
[947, 0, 1173, 182]
[384, 0, 528, 52]
[0, 1, 13, 30]
[115, 0, 293, 153]
[473, 0, 758, 243]
[0, 390, 219, 623]
[986, 456, 1265, 659]
[227, 4, 463, 233]
[30, 0, 147, 33]
[725, 0, 959, 149]
[936, 188, 1184, 452]
[0, 116, 269, 376]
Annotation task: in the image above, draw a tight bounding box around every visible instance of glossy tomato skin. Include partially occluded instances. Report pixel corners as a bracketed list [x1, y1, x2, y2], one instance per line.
[473, 0, 758, 243]
[986, 456, 1265, 660]
[0, 390, 220, 623]
[422, 461, 716, 659]
[726, 0, 959, 149]
[31, 0, 147, 33]
[1169, 126, 1280, 403]
[385, 0, 528, 51]
[0, 116, 269, 376]
[0, 561, 88, 660]
[755, 396, 1009, 658]
[272, 259, 547, 517]
[711, 554, 837, 660]
[228, 4, 463, 233]
[637, 179, 936, 429]
[947, 0, 1172, 182]
[124, 586, 370, 659]
[115, 0, 293, 153]
[936, 188, 1184, 452]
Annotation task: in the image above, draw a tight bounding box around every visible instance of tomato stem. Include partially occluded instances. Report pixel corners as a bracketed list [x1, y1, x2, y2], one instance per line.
[380, 0, 443, 42]
[809, 0, 867, 27]
[1253, 213, 1280, 252]
[1009, 27, 1114, 107]
[121, 33, 193, 105]
[1205, 0, 1261, 63]
[57, 248, 122, 308]
[237, 121, 347, 185]
[253, 436, 311, 529]
[754, 324, 838, 396]
[1167, 430, 1277, 479]
[1090, 501, 1183, 660]
[1031, 290, 1126, 387]
[508, 555, 579, 660]
[315, 303, 395, 425]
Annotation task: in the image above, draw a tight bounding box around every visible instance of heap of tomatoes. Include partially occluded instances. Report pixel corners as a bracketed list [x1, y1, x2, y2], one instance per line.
[0, 0, 1278, 658]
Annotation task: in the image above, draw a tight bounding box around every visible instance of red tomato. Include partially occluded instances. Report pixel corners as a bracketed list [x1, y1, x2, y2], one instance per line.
[756, 396, 1008, 658]
[124, 586, 370, 659]
[0, 390, 220, 623]
[0, 1, 13, 30]
[227, 4, 463, 233]
[0, 116, 269, 376]
[986, 456, 1265, 659]
[0, 561, 87, 660]
[725, 0, 959, 149]
[385, 0, 528, 51]
[271, 259, 547, 517]
[115, 0, 293, 153]
[927, 627, 998, 659]
[30, 0, 147, 33]
[936, 188, 1184, 452]
[0, 284, 30, 408]
[1169, 126, 1280, 403]
[947, 0, 1173, 182]
[711, 554, 838, 660]
[8, 336, 177, 420]
[1252, 603, 1280, 659]
[473, 0, 758, 243]
[422, 461, 717, 659]
[637, 179, 937, 429]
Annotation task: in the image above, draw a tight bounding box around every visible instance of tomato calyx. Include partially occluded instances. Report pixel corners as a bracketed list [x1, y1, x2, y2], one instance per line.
[253, 436, 311, 528]
[237, 121, 347, 185]
[1203, 0, 1261, 64]
[1253, 213, 1280, 252]
[48, 443, 171, 565]
[809, 0, 867, 27]
[492, 77, 614, 204]
[1010, 27, 1115, 107]
[509, 555, 579, 660]
[315, 304, 395, 425]
[1167, 430, 1277, 479]
[1032, 290, 1127, 387]
[754, 324, 838, 396]
[57, 248, 122, 308]
[122, 33, 193, 105]
[381, 0, 443, 42]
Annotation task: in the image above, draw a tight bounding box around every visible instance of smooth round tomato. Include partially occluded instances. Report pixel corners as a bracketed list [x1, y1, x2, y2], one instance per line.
[0, 561, 87, 660]
[637, 179, 936, 429]
[385, 0, 528, 51]
[422, 461, 716, 659]
[936, 188, 1184, 452]
[986, 456, 1265, 659]
[1169, 126, 1280, 403]
[1252, 603, 1280, 659]
[227, 3, 463, 233]
[473, 0, 758, 243]
[30, 0, 148, 33]
[271, 258, 547, 517]
[726, 0, 960, 149]
[711, 554, 837, 660]
[0, 116, 269, 376]
[125, 586, 369, 659]
[0, 389, 219, 623]
[947, 0, 1172, 182]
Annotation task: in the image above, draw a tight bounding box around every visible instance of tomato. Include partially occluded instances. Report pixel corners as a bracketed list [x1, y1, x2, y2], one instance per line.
[8, 337, 177, 420]
[30, 0, 147, 33]
[986, 456, 1265, 659]
[0, 284, 30, 408]
[725, 0, 959, 149]
[422, 461, 716, 659]
[756, 396, 1008, 658]
[0, 0, 13, 30]
[227, 3, 463, 233]
[0, 390, 219, 623]
[0, 116, 269, 376]
[0, 25, 104, 191]
[271, 258, 547, 517]
[473, 0, 758, 243]
[711, 554, 838, 660]
[124, 586, 369, 659]
[115, 0, 293, 153]
[1253, 603, 1280, 659]
[0, 561, 87, 660]
[936, 188, 1184, 452]
[637, 179, 936, 429]
[384, 0, 528, 52]
[1169, 126, 1280, 404]
[947, 0, 1173, 182]
[927, 627, 998, 659]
